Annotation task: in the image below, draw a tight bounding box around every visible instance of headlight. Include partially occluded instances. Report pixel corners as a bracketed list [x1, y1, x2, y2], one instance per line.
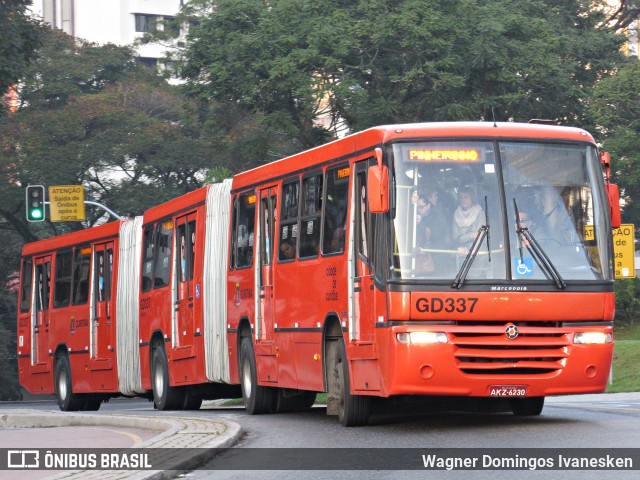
[396, 332, 448, 344]
[573, 332, 612, 344]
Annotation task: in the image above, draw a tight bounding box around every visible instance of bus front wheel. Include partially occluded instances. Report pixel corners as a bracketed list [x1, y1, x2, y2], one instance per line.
[510, 396, 544, 416]
[335, 339, 371, 426]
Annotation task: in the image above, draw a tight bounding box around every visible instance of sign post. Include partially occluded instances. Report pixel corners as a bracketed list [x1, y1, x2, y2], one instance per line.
[48, 185, 86, 222]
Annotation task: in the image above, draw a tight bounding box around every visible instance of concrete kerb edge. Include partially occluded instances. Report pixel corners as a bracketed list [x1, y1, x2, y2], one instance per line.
[0, 410, 180, 435]
[0, 409, 243, 478]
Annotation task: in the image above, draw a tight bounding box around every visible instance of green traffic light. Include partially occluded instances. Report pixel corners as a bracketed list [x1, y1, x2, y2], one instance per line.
[30, 209, 43, 219]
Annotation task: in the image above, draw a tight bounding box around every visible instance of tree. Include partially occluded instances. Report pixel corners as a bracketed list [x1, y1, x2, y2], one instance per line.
[179, 0, 626, 151]
[0, 0, 41, 104]
[0, 28, 216, 243]
[589, 61, 640, 225]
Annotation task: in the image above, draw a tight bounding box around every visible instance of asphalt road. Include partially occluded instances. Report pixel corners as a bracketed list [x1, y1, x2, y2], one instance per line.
[2, 392, 640, 480]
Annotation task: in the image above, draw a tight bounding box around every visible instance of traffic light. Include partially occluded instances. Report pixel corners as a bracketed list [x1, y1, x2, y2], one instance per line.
[26, 185, 46, 222]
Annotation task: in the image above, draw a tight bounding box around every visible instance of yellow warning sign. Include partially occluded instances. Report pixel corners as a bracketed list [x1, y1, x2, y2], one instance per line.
[48, 185, 86, 222]
[613, 224, 635, 279]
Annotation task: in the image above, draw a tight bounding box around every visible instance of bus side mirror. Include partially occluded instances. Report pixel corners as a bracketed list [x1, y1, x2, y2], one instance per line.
[607, 183, 621, 228]
[368, 148, 389, 214]
[600, 151, 621, 228]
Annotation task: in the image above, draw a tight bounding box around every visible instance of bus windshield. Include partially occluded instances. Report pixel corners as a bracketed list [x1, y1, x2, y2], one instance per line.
[390, 141, 611, 284]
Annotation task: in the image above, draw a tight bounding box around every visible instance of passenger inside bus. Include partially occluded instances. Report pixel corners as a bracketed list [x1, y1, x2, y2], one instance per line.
[413, 186, 449, 273]
[452, 186, 486, 255]
[535, 186, 573, 244]
[279, 240, 295, 260]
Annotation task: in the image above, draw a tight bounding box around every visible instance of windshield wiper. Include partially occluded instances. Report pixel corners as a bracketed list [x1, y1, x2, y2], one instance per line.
[451, 225, 488, 289]
[452, 196, 490, 289]
[513, 199, 566, 289]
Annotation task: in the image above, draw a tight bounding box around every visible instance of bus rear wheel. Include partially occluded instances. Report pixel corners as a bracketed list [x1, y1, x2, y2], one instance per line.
[55, 355, 83, 411]
[82, 394, 103, 411]
[239, 337, 274, 414]
[152, 346, 184, 410]
[510, 396, 544, 416]
[335, 339, 371, 426]
[274, 389, 316, 413]
[182, 386, 203, 410]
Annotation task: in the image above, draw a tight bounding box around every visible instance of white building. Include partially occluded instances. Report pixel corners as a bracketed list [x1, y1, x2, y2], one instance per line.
[29, 0, 184, 70]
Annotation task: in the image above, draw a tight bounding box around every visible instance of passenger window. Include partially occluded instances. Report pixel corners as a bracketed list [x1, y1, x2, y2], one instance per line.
[300, 173, 323, 259]
[230, 197, 238, 270]
[19, 258, 32, 313]
[279, 179, 299, 262]
[54, 250, 72, 308]
[141, 227, 154, 292]
[236, 192, 256, 268]
[322, 164, 350, 255]
[72, 246, 91, 305]
[95, 250, 113, 303]
[177, 220, 196, 282]
[35, 263, 50, 311]
[154, 222, 173, 288]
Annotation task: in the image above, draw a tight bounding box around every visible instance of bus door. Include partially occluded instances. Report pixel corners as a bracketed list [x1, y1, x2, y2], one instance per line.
[174, 213, 197, 353]
[33, 255, 52, 366]
[256, 186, 277, 342]
[92, 242, 114, 361]
[350, 161, 375, 342]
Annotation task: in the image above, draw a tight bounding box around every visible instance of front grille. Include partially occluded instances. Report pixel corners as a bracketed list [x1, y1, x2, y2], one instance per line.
[450, 321, 570, 375]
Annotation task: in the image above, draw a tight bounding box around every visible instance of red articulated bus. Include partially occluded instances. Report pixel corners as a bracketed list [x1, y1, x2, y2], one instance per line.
[18, 122, 620, 426]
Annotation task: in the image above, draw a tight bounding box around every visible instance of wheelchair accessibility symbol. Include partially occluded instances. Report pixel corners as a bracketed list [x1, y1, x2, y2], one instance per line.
[514, 257, 534, 277]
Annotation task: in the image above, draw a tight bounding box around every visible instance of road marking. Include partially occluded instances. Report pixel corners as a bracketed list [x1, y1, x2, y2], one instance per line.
[549, 403, 640, 412]
[96, 427, 145, 446]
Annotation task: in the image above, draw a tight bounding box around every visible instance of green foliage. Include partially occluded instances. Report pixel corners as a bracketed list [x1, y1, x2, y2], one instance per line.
[179, 0, 625, 149]
[607, 340, 640, 393]
[0, 0, 42, 100]
[614, 278, 640, 323]
[589, 61, 640, 224]
[0, 27, 215, 243]
[0, 229, 22, 400]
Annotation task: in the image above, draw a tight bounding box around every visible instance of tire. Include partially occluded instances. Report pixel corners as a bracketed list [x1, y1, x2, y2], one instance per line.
[274, 389, 316, 413]
[239, 336, 275, 414]
[82, 394, 103, 411]
[182, 386, 203, 410]
[510, 396, 545, 416]
[335, 339, 371, 426]
[55, 355, 83, 411]
[152, 346, 184, 410]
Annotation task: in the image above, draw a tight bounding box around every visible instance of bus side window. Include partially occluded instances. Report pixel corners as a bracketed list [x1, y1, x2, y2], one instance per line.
[154, 222, 173, 288]
[53, 250, 72, 308]
[142, 227, 154, 292]
[322, 164, 349, 255]
[36, 263, 50, 311]
[300, 173, 322, 259]
[279, 178, 299, 262]
[19, 258, 32, 313]
[72, 246, 91, 305]
[236, 192, 256, 268]
[230, 197, 238, 269]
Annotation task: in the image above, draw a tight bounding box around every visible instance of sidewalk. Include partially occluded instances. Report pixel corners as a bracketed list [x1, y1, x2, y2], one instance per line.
[0, 408, 242, 480]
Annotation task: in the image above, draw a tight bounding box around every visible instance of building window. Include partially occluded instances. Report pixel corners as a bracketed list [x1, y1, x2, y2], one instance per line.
[137, 57, 158, 69]
[135, 14, 157, 33]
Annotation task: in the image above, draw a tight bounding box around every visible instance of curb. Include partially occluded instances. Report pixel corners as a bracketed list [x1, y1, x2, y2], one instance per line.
[0, 409, 242, 480]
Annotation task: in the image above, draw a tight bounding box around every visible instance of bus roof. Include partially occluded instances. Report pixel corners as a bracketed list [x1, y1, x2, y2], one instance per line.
[232, 122, 595, 191]
[22, 220, 125, 257]
[142, 185, 209, 225]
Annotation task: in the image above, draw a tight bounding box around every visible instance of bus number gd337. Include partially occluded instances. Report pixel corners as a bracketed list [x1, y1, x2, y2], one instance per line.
[415, 297, 479, 313]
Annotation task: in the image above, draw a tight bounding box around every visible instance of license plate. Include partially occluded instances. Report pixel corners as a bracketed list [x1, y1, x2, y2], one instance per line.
[488, 385, 528, 397]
